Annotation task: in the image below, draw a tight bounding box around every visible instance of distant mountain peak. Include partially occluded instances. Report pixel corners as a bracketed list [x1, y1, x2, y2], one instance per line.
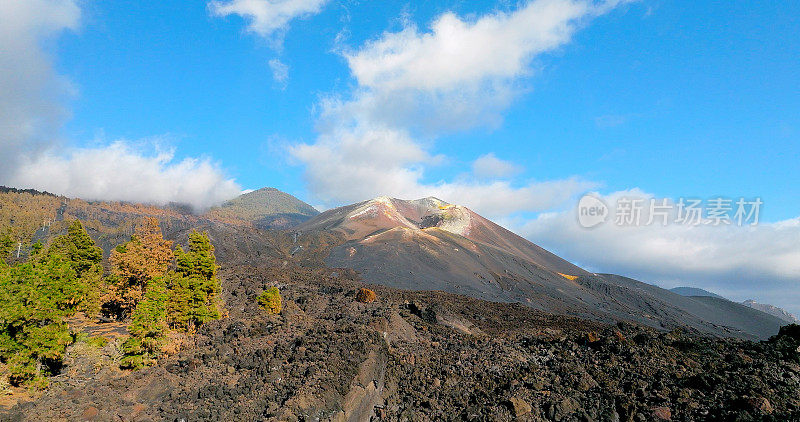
[205, 187, 318, 229]
[669, 286, 725, 299]
[741, 299, 800, 324]
[247, 187, 278, 193]
[363, 195, 449, 208]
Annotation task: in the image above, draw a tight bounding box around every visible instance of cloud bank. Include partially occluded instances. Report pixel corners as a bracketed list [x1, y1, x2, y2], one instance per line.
[519, 190, 800, 315]
[10, 142, 241, 211]
[0, 0, 80, 180]
[327, 0, 607, 134]
[0, 1, 241, 210]
[290, 125, 595, 217]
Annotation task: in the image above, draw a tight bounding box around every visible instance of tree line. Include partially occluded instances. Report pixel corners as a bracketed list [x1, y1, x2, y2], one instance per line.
[0, 217, 222, 388]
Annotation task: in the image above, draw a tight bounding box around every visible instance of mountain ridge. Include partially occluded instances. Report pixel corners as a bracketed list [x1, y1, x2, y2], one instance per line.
[0, 188, 787, 340]
[742, 299, 800, 324]
[670, 286, 725, 299]
[298, 195, 785, 339]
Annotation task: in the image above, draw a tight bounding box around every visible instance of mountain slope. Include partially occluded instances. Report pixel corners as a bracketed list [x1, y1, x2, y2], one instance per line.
[592, 274, 784, 339]
[204, 187, 318, 229]
[299, 196, 591, 305]
[299, 196, 586, 274]
[299, 196, 784, 339]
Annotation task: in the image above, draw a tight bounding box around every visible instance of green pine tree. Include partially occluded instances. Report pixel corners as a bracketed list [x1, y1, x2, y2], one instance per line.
[171, 232, 222, 330]
[45, 220, 102, 277]
[0, 221, 105, 387]
[120, 277, 169, 369]
[0, 255, 81, 387]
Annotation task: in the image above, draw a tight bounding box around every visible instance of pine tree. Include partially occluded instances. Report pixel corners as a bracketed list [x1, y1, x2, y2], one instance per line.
[120, 277, 169, 369]
[164, 272, 191, 331]
[66, 220, 102, 276]
[171, 232, 221, 330]
[0, 255, 82, 386]
[43, 221, 104, 317]
[45, 220, 102, 277]
[175, 231, 217, 281]
[111, 217, 173, 283]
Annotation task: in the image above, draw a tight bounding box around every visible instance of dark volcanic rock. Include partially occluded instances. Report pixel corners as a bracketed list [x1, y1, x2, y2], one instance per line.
[3, 263, 800, 421]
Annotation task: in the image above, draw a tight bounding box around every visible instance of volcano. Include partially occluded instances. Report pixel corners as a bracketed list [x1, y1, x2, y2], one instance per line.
[299, 196, 589, 303]
[299, 196, 784, 339]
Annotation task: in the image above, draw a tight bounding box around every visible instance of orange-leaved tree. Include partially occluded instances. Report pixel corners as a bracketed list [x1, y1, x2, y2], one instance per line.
[107, 217, 173, 316]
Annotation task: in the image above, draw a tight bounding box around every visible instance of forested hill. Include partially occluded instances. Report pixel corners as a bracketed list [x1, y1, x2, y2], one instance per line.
[0, 186, 319, 261]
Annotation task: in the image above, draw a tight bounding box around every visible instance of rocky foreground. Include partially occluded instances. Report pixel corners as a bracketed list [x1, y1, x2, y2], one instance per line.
[2, 260, 798, 422]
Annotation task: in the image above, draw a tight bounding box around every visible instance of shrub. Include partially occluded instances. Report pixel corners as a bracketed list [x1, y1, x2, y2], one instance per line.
[355, 288, 376, 303]
[86, 335, 108, 348]
[258, 287, 282, 314]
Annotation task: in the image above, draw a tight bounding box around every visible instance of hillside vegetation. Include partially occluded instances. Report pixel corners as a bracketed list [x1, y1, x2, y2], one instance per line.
[0, 217, 222, 388]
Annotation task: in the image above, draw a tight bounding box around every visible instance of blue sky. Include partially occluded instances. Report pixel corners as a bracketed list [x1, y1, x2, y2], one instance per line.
[48, 0, 799, 220]
[1, 0, 798, 313]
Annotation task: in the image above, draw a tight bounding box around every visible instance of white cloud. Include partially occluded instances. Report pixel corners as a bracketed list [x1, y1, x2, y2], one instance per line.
[289, 126, 436, 205]
[0, 1, 242, 210]
[346, 0, 589, 92]
[10, 142, 241, 211]
[290, 126, 595, 218]
[437, 178, 596, 218]
[331, 0, 619, 133]
[269, 58, 289, 86]
[519, 189, 800, 315]
[472, 153, 522, 179]
[0, 0, 80, 180]
[210, 0, 328, 39]
[292, 0, 622, 213]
